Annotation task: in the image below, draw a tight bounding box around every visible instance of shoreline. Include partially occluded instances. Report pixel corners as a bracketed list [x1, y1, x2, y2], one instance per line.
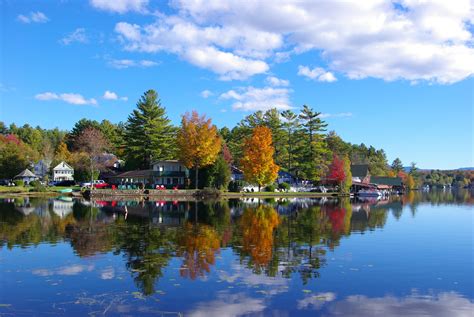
[1, 189, 347, 199]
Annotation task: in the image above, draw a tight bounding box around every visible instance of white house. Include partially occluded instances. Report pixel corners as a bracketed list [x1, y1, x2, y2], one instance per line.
[53, 161, 74, 181]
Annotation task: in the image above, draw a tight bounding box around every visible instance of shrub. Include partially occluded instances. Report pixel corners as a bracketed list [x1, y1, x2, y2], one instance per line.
[29, 180, 47, 192]
[13, 180, 24, 187]
[265, 184, 276, 192]
[228, 180, 245, 192]
[278, 182, 291, 192]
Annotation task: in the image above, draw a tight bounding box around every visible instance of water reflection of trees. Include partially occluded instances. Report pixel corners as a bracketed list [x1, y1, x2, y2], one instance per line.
[1, 190, 472, 294]
[177, 222, 220, 280]
[239, 205, 280, 274]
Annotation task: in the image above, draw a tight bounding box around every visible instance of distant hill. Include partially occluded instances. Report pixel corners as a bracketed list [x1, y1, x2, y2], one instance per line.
[403, 167, 474, 172]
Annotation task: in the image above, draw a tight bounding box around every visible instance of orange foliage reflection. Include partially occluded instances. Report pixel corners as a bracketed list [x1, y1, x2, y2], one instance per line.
[241, 205, 280, 267]
[177, 222, 220, 280]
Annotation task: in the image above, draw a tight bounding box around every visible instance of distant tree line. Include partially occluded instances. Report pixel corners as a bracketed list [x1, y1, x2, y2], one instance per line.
[1, 89, 471, 190]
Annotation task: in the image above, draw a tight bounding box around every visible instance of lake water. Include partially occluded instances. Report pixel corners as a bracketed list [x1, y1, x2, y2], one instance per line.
[0, 190, 472, 316]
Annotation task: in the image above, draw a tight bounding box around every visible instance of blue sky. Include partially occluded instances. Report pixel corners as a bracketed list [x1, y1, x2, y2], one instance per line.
[1, 0, 473, 169]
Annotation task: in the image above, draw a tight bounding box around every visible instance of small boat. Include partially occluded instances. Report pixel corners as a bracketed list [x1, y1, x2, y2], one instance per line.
[58, 188, 73, 194]
[357, 189, 382, 198]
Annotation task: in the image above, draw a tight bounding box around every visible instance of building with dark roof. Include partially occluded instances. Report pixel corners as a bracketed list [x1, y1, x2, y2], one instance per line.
[351, 164, 370, 183]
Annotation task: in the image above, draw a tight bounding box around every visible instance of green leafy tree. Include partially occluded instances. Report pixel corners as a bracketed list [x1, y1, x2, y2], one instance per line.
[124, 90, 176, 169]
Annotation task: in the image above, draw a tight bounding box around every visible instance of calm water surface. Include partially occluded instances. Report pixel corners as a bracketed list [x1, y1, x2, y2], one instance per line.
[0, 190, 472, 316]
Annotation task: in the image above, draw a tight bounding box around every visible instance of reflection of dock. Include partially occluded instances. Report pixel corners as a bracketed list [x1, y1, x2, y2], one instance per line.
[96, 200, 193, 225]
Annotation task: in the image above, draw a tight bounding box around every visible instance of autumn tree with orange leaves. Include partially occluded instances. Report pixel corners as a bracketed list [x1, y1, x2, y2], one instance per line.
[240, 126, 279, 191]
[177, 111, 222, 189]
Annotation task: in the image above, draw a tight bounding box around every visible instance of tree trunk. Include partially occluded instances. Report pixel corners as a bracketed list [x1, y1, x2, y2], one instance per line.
[258, 184, 261, 192]
[195, 167, 199, 189]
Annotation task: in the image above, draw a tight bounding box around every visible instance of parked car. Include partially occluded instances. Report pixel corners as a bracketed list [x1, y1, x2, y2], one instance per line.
[0, 179, 15, 186]
[81, 180, 109, 189]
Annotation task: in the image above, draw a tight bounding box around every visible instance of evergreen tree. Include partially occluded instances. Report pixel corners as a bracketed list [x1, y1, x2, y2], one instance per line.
[124, 90, 176, 169]
[298, 105, 329, 181]
[281, 110, 300, 173]
[391, 158, 404, 173]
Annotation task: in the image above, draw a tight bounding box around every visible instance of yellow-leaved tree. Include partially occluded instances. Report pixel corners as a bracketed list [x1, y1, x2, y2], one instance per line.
[177, 111, 222, 189]
[240, 126, 279, 191]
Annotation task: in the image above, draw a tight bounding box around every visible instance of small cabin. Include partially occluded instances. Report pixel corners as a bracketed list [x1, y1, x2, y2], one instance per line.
[14, 169, 38, 185]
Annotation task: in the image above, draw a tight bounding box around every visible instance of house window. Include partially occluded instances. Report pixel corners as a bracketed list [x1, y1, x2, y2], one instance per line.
[167, 178, 171, 184]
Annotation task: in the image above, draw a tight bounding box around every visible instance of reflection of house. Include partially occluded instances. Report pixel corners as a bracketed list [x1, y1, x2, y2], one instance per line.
[14, 169, 38, 185]
[53, 161, 74, 181]
[34, 160, 51, 180]
[52, 199, 74, 218]
[110, 160, 189, 188]
[351, 164, 370, 183]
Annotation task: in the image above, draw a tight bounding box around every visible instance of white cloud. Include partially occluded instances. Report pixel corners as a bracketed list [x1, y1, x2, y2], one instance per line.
[32, 265, 94, 276]
[114, 19, 270, 80]
[60, 28, 88, 45]
[266, 76, 290, 86]
[100, 267, 115, 280]
[103, 90, 128, 101]
[103, 90, 118, 100]
[188, 293, 265, 317]
[17, 11, 49, 24]
[220, 86, 292, 111]
[200, 90, 213, 98]
[108, 58, 159, 69]
[298, 292, 337, 309]
[90, 0, 149, 14]
[298, 66, 337, 82]
[320, 112, 353, 119]
[314, 292, 474, 317]
[35, 92, 97, 105]
[111, 0, 474, 84]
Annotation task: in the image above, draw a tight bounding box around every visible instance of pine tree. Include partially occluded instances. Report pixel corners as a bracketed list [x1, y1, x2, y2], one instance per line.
[298, 105, 329, 181]
[281, 110, 300, 173]
[124, 90, 176, 169]
[391, 158, 403, 174]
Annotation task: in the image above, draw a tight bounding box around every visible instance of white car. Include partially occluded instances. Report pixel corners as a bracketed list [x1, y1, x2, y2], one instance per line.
[81, 180, 106, 188]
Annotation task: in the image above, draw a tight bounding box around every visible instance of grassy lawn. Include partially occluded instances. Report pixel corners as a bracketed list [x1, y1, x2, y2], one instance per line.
[0, 186, 28, 193]
[0, 185, 81, 194]
[50, 186, 81, 192]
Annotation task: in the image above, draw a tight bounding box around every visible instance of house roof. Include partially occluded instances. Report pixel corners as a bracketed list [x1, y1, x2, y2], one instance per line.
[111, 169, 153, 178]
[14, 169, 37, 178]
[370, 176, 403, 186]
[231, 165, 243, 174]
[351, 164, 370, 178]
[151, 160, 182, 165]
[53, 161, 73, 170]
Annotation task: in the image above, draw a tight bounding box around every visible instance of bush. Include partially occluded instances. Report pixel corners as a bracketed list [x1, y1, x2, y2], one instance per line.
[278, 182, 291, 192]
[13, 180, 24, 187]
[29, 180, 47, 192]
[265, 184, 276, 192]
[228, 180, 245, 192]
